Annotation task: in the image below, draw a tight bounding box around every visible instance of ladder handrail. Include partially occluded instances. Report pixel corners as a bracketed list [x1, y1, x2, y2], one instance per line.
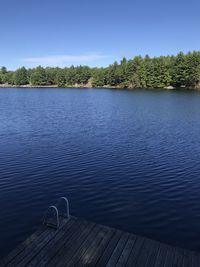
[57, 197, 70, 219]
[43, 205, 59, 229]
[43, 197, 70, 229]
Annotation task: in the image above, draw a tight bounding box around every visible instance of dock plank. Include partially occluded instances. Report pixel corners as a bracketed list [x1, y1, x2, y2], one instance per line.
[95, 230, 122, 267]
[67, 223, 109, 267]
[64, 224, 103, 267]
[115, 235, 137, 266]
[47, 220, 95, 267]
[125, 235, 145, 267]
[163, 247, 176, 267]
[144, 241, 162, 267]
[105, 233, 129, 267]
[76, 225, 115, 267]
[26, 217, 84, 266]
[1, 216, 200, 267]
[8, 217, 76, 267]
[192, 252, 200, 267]
[173, 249, 184, 267]
[0, 226, 45, 267]
[154, 245, 169, 267]
[129, 238, 156, 267]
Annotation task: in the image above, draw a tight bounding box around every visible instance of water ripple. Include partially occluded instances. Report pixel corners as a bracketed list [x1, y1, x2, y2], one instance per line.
[1, 88, 200, 258]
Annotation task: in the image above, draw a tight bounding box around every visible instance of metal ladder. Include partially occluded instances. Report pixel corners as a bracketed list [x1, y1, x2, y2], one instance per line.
[43, 197, 70, 229]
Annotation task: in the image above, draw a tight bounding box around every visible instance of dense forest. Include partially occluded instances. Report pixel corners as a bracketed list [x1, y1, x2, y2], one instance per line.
[0, 51, 200, 89]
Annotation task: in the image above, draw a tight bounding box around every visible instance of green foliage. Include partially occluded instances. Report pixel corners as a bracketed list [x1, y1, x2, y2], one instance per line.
[0, 67, 14, 84]
[73, 66, 91, 84]
[14, 67, 28, 85]
[30, 66, 48, 85]
[1, 51, 200, 89]
[171, 52, 189, 87]
[186, 51, 200, 87]
[56, 69, 66, 86]
[6, 72, 15, 85]
[92, 68, 108, 87]
[0, 66, 7, 74]
[106, 62, 120, 86]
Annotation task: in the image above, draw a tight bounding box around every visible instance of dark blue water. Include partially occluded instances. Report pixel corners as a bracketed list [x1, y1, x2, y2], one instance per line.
[0, 87, 200, 258]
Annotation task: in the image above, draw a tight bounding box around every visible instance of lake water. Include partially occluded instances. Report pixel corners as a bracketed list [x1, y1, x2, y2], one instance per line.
[0, 87, 200, 258]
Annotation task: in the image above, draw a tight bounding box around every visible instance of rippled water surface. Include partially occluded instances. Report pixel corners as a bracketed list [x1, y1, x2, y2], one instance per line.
[0, 87, 200, 258]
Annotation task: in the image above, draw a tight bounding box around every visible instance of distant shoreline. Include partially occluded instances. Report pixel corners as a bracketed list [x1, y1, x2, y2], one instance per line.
[1, 51, 200, 91]
[0, 84, 199, 91]
[0, 84, 59, 88]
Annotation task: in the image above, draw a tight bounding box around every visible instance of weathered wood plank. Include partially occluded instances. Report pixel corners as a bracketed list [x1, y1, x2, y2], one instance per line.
[184, 253, 192, 267]
[3, 228, 56, 267]
[105, 233, 129, 267]
[8, 217, 76, 267]
[144, 240, 162, 267]
[163, 247, 176, 267]
[75, 225, 114, 267]
[59, 224, 102, 267]
[0, 226, 45, 267]
[129, 238, 156, 267]
[115, 235, 137, 267]
[65, 224, 109, 267]
[26, 218, 86, 267]
[190, 251, 200, 267]
[46, 220, 95, 267]
[125, 235, 145, 267]
[172, 249, 184, 267]
[95, 230, 122, 267]
[154, 245, 169, 267]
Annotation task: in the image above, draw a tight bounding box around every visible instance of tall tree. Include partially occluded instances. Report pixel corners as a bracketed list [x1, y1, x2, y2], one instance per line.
[30, 66, 48, 85]
[14, 67, 28, 85]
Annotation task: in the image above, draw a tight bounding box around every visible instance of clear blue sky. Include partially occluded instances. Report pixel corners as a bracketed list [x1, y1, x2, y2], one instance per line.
[1, 0, 199, 69]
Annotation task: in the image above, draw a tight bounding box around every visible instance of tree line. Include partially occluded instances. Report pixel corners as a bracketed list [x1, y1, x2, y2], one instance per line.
[0, 51, 200, 89]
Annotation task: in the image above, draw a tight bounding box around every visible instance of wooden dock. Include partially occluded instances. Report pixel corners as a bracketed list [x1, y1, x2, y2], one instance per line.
[1, 216, 200, 267]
